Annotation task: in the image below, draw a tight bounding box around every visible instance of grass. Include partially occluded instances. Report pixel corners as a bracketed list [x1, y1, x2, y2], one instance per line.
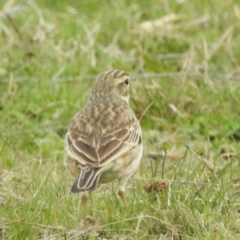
[0, 0, 240, 239]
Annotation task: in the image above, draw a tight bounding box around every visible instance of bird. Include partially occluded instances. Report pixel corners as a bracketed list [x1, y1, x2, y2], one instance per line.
[64, 69, 143, 212]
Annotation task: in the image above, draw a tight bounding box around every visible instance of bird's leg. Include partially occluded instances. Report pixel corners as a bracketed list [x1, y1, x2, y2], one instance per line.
[81, 194, 88, 219]
[118, 190, 128, 208]
[118, 176, 132, 209]
[118, 190, 124, 202]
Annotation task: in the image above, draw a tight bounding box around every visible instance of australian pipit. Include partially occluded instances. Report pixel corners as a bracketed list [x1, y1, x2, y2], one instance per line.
[64, 69, 143, 210]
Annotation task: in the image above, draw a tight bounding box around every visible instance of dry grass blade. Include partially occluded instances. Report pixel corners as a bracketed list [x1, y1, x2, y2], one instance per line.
[0, 5, 22, 19]
[138, 101, 154, 122]
[174, 15, 209, 29]
[25, 222, 66, 231]
[139, 13, 180, 32]
[0, 218, 26, 227]
[208, 26, 234, 60]
[185, 144, 216, 173]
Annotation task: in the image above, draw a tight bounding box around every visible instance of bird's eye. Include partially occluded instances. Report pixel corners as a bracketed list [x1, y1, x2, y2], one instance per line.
[124, 79, 129, 85]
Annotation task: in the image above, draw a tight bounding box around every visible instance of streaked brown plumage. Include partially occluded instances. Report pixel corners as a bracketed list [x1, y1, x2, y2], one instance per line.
[64, 69, 143, 207]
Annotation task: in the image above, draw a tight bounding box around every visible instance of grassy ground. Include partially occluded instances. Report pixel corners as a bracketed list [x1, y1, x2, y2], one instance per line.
[1, 0, 240, 239]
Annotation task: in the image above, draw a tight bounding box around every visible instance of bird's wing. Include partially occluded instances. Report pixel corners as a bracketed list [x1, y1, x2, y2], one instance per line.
[65, 106, 142, 168]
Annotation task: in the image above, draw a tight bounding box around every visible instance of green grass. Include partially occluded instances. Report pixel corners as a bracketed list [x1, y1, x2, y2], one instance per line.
[1, 0, 240, 239]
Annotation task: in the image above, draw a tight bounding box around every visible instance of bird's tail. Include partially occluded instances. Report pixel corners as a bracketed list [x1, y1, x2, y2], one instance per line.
[71, 168, 102, 193]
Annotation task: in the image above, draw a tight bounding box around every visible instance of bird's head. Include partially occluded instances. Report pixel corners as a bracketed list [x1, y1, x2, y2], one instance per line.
[89, 69, 135, 104]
